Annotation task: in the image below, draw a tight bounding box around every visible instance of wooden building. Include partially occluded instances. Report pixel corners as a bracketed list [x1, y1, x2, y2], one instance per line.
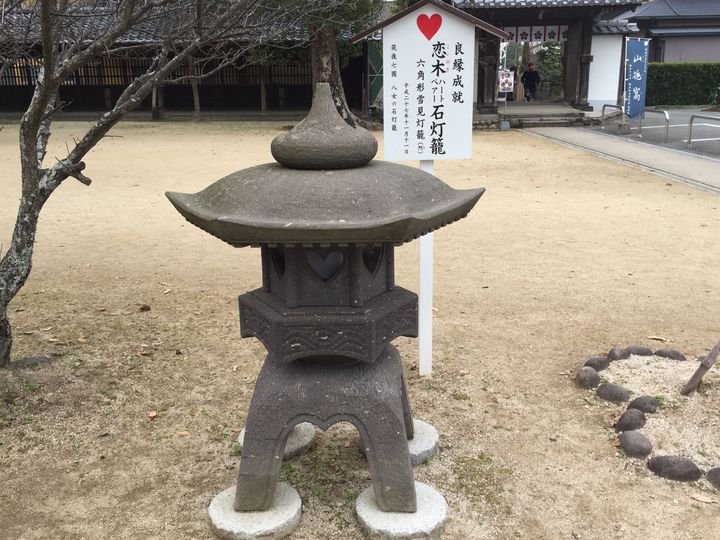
[455, 0, 642, 112]
[1, 1, 648, 114]
[630, 0, 720, 62]
[0, 10, 365, 113]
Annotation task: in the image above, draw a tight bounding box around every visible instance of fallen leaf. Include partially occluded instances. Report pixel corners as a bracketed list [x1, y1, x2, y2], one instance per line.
[137, 351, 153, 357]
[231, 427, 242, 433]
[690, 494, 715, 504]
[77, 337, 87, 343]
[22, 331, 34, 335]
[42, 326, 53, 331]
[138, 304, 151, 312]
[175, 431, 191, 437]
[48, 337, 59, 343]
[611, 437, 621, 447]
[647, 335, 669, 342]
[147, 411, 158, 420]
[162, 288, 172, 295]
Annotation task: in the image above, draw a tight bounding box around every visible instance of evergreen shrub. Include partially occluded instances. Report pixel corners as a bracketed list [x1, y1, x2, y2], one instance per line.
[646, 62, 720, 106]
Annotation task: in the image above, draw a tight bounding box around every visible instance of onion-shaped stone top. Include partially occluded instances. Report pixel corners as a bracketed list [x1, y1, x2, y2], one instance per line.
[165, 162, 484, 246]
[271, 83, 377, 169]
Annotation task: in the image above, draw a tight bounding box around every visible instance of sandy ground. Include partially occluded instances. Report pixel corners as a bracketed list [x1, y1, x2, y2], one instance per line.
[0, 119, 719, 540]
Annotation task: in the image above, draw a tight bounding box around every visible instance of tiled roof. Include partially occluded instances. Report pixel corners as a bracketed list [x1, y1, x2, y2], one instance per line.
[648, 26, 720, 36]
[630, 0, 720, 20]
[455, 0, 642, 8]
[1, 8, 319, 45]
[1, 8, 178, 45]
[593, 20, 639, 34]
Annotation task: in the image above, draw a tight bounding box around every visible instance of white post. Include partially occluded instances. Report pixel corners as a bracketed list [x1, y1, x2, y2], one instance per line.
[418, 160, 435, 376]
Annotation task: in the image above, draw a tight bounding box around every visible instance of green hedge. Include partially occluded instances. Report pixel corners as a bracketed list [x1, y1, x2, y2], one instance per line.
[646, 62, 720, 106]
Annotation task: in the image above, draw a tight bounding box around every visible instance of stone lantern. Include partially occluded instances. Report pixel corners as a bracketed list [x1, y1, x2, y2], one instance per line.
[167, 83, 484, 539]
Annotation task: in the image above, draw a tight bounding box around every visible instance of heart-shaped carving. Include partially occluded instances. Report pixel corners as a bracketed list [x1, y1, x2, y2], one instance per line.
[270, 248, 285, 277]
[417, 13, 442, 41]
[362, 247, 383, 277]
[306, 251, 344, 281]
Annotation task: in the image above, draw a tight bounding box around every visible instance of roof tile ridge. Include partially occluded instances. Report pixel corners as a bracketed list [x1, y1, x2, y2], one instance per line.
[664, 0, 681, 16]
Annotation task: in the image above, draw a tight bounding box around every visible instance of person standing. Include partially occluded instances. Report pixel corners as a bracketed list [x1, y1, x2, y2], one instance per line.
[520, 63, 541, 102]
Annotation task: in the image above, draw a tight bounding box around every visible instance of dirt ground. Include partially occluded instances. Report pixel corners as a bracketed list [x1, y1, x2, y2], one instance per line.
[0, 119, 719, 540]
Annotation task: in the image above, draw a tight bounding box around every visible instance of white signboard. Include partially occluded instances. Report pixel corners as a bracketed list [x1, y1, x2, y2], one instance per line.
[383, 4, 475, 160]
[498, 69, 514, 94]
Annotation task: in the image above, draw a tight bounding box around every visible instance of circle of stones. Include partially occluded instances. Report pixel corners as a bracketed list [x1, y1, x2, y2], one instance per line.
[574, 345, 719, 489]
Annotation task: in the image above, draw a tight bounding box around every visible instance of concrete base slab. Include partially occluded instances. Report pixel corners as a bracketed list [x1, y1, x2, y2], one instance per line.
[408, 419, 440, 466]
[237, 423, 316, 459]
[359, 419, 439, 467]
[355, 481, 448, 539]
[208, 483, 301, 540]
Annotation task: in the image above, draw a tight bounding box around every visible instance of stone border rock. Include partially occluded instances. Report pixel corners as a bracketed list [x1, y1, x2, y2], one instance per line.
[356, 481, 448, 539]
[574, 345, 719, 490]
[208, 483, 301, 540]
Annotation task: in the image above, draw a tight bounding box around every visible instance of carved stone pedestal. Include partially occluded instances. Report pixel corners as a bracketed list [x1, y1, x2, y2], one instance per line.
[235, 345, 417, 513]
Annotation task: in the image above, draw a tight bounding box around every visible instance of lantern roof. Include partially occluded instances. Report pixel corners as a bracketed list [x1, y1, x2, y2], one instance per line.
[166, 83, 484, 247]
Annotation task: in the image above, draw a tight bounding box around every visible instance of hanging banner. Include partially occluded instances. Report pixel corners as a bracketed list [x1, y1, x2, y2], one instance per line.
[623, 38, 650, 119]
[501, 25, 568, 43]
[382, 3, 476, 160]
[498, 69, 514, 94]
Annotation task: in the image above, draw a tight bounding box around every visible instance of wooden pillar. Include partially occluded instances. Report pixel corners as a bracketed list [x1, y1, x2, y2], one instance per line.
[576, 17, 593, 109]
[563, 22, 581, 106]
[362, 41, 369, 116]
[477, 33, 500, 114]
[260, 65, 268, 113]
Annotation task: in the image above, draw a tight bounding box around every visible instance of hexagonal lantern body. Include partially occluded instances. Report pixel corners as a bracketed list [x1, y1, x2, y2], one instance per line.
[241, 243, 418, 365]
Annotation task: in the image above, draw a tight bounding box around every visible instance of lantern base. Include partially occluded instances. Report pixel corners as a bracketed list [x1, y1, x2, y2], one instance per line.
[355, 481, 448, 540]
[235, 345, 416, 513]
[237, 422, 316, 459]
[209, 483, 301, 540]
[408, 420, 440, 466]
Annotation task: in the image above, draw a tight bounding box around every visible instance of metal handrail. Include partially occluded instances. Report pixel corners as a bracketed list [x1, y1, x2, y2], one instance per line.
[688, 114, 720, 148]
[638, 108, 670, 143]
[601, 104, 625, 131]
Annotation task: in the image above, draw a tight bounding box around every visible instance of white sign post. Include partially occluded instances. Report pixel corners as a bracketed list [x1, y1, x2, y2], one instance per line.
[381, 3, 476, 377]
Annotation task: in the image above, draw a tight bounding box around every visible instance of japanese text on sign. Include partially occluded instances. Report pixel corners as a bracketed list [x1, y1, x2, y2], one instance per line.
[623, 38, 650, 119]
[383, 6, 475, 160]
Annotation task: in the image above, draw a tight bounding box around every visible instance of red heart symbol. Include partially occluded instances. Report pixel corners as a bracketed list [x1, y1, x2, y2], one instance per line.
[417, 13, 442, 41]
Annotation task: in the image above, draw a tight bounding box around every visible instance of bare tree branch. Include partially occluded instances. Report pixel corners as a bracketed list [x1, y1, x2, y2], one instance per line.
[0, 0, 362, 366]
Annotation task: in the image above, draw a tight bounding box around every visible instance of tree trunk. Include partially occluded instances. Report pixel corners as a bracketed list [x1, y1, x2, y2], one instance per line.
[0, 308, 10, 367]
[188, 56, 201, 119]
[0, 186, 45, 367]
[310, 25, 356, 128]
